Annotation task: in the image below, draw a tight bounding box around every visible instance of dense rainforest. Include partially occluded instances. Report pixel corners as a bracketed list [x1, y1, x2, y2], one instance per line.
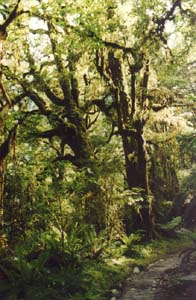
[0, 0, 195, 299]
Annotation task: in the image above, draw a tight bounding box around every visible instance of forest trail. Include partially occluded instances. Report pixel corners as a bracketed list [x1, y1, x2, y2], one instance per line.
[118, 247, 196, 300]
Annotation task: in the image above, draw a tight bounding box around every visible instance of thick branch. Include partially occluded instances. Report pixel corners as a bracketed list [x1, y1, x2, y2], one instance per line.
[0, 66, 49, 114]
[47, 22, 72, 104]
[141, 1, 181, 50]
[36, 127, 61, 139]
[151, 104, 168, 112]
[84, 95, 115, 120]
[25, 90, 50, 116]
[55, 154, 81, 167]
[103, 40, 136, 59]
[155, 0, 181, 33]
[0, 0, 21, 37]
[34, 73, 65, 106]
[44, 85, 65, 106]
[25, 47, 65, 107]
[83, 28, 137, 59]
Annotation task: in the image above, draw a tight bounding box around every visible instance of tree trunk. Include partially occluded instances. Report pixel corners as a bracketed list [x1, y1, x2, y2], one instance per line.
[107, 51, 153, 235]
[0, 126, 17, 229]
[122, 125, 153, 235]
[0, 161, 5, 228]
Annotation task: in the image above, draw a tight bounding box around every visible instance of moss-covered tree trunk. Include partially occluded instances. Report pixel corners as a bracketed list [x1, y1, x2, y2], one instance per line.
[107, 51, 153, 234]
[16, 21, 93, 169]
[0, 161, 5, 227]
[0, 126, 17, 228]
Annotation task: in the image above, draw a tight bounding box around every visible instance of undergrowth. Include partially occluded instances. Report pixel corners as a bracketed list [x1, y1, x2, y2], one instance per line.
[0, 229, 195, 300]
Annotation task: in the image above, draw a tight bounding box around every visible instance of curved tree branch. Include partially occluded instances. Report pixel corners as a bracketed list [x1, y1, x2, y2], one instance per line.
[0, 0, 21, 38]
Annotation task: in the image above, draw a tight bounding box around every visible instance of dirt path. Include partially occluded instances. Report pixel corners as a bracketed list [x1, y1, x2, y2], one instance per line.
[118, 248, 196, 300]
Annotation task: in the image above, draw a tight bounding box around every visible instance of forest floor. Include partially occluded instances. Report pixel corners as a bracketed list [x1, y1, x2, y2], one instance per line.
[118, 245, 196, 300]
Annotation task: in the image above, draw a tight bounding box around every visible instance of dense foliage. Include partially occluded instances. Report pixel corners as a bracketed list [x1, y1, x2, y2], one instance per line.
[0, 0, 195, 299]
